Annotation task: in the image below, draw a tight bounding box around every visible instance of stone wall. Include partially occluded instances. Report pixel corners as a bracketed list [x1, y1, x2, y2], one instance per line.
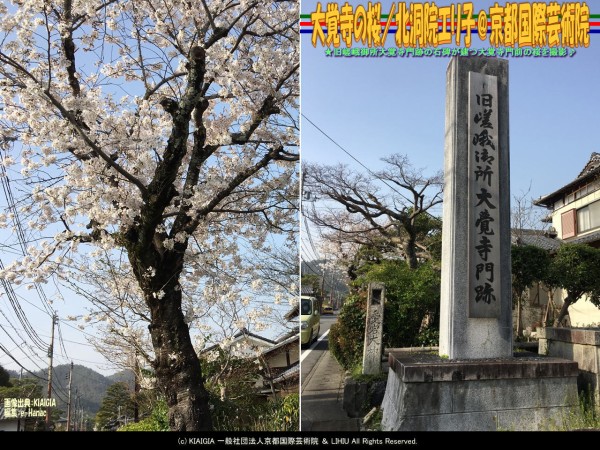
[539, 327, 600, 408]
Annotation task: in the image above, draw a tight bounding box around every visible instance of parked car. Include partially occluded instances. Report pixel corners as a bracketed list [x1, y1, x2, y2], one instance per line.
[322, 305, 333, 315]
[301, 296, 320, 346]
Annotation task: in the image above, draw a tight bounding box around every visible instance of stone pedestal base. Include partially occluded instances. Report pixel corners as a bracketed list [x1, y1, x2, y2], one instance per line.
[381, 349, 579, 431]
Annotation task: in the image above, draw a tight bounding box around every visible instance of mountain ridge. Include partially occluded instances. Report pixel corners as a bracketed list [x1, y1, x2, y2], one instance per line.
[4, 365, 134, 416]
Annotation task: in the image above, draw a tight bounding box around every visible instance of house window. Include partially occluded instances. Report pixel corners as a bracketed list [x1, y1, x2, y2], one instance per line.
[554, 198, 564, 210]
[577, 200, 600, 233]
[575, 185, 588, 200]
[563, 179, 600, 207]
[561, 209, 576, 239]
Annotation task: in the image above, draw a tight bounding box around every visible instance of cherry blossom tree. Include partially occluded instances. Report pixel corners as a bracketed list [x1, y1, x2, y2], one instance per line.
[64, 236, 298, 376]
[0, 0, 298, 431]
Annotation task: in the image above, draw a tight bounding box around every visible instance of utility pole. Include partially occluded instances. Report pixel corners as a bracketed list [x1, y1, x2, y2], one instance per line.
[73, 391, 81, 431]
[66, 361, 73, 431]
[45, 313, 57, 429]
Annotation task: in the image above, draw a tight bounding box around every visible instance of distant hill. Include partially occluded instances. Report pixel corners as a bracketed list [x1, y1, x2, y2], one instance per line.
[107, 369, 135, 389]
[48, 364, 113, 415]
[4, 365, 134, 416]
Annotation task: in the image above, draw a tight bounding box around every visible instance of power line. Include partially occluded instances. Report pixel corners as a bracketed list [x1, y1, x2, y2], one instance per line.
[0, 158, 56, 318]
[56, 321, 70, 357]
[0, 267, 47, 351]
[0, 150, 69, 373]
[300, 242, 321, 270]
[302, 112, 440, 219]
[53, 352, 110, 368]
[0, 321, 103, 352]
[0, 305, 41, 351]
[300, 239, 318, 262]
[12, 292, 52, 317]
[0, 343, 48, 382]
[2, 320, 79, 416]
[303, 215, 321, 260]
[301, 114, 379, 179]
[300, 260, 321, 277]
[0, 321, 49, 373]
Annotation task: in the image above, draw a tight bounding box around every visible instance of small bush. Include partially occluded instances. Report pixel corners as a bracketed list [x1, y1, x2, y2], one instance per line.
[210, 392, 299, 432]
[329, 295, 367, 371]
[415, 326, 439, 347]
[118, 400, 169, 431]
[254, 394, 299, 432]
[330, 260, 440, 371]
[363, 408, 383, 431]
[543, 392, 599, 431]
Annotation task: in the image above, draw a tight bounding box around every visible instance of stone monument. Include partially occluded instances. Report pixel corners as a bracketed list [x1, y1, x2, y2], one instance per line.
[380, 57, 579, 431]
[439, 57, 512, 359]
[362, 282, 385, 375]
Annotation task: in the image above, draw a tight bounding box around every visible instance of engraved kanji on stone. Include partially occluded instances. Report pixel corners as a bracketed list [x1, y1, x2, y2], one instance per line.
[474, 165, 493, 187]
[475, 148, 495, 164]
[475, 282, 496, 304]
[476, 262, 495, 282]
[475, 209, 495, 235]
[473, 128, 496, 150]
[474, 109, 493, 129]
[475, 188, 496, 209]
[475, 236, 493, 261]
[476, 93, 493, 107]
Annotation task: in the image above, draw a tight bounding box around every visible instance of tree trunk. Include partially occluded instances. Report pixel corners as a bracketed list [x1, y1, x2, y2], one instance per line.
[147, 285, 213, 431]
[135, 247, 213, 432]
[543, 287, 555, 327]
[405, 234, 419, 270]
[542, 295, 551, 326]
[347, 263, 357, 282]
[553, 295, 572, 328]
[126, 222, 214, 432]
[133, 356, 140, 423]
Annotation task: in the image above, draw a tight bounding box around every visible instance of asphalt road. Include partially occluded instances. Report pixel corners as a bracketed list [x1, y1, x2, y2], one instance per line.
[300, 312, 361, 431]
[301, 312, 337, 383]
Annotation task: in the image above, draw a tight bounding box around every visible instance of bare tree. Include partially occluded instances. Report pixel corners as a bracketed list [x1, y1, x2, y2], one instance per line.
[511, 184, 551, 240]
[304, 154, 443, 269]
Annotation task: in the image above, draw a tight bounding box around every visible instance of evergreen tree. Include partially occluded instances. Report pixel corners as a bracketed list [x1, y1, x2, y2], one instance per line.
[548, 244, 600, 326]
[0, 378, 42, 400]
[0, 365, 10, 387]
[511, 245, 551, 336]
[95, 382, 134, 431]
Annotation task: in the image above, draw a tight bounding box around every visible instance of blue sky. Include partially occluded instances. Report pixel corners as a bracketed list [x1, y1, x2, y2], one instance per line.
[300, 0, 600, 223]
[0, 275, 114, 376]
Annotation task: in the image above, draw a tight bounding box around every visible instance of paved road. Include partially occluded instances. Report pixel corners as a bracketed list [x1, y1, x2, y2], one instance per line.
[301, 313, 335, 377]
[300, 313, 361, 431]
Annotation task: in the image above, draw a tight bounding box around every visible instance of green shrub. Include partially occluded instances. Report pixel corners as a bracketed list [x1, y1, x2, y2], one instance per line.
[543, 391, 599, 431]
[210, 392, 299, 432]
[255, 394, 299, 432]
[118, 400, 169, 431]
[330, 260, 440, 371]
[329, 295, 367, 371]
[415, 326, 439, 347]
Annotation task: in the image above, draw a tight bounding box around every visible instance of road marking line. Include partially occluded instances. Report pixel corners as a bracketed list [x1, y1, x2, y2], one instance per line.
[300, 329, 330, 363]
